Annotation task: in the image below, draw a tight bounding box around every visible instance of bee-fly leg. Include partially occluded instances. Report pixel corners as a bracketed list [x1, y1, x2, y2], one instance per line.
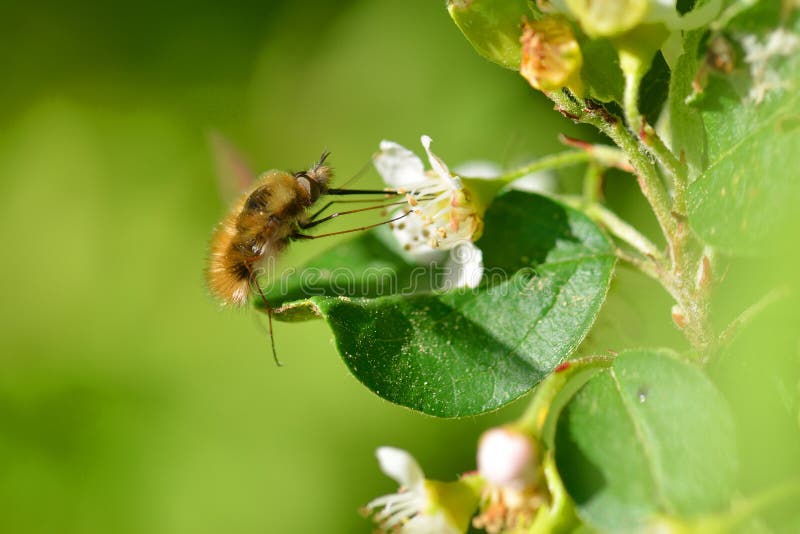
[326, 188, 400, 195]
[301, 200, 406, 229]
[292, 210, 410, 240]
[249, 276, 283, 367]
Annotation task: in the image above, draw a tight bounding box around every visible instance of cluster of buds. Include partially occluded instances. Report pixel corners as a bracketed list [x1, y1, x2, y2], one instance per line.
[449, 0, 723, 98]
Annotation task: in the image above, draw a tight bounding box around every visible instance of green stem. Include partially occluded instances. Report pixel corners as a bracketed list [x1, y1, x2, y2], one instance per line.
[615, 247, 664, 284]
[643, 124, 690, 196]
[549, 90, 677, 244]
[547, 89, 717, 355]
[622, 67, 644, 135]
[564, 196, 672, 291]
[584, 202, 662, 260]
[716, 285, 792, 352]
[619, 46, 690, 218]
[721, 479, 800, 531]
[582, 163, 603, 205]
[494, 150, 592, 182]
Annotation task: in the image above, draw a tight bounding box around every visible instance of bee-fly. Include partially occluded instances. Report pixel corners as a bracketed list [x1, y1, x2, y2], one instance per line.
[206, 150, 405, 365]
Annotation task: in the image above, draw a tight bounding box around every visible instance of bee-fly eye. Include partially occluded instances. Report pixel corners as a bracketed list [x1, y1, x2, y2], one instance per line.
[296, 175, 321, 202]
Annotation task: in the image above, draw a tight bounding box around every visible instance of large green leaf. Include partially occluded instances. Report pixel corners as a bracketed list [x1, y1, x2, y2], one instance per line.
[687, 12, 800, 253]
[555, 349, 738, 531]
[261, 190, 615, 417]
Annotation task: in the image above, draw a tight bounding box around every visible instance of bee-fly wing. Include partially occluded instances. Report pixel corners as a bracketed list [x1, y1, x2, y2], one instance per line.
[207, 130, 258, 203]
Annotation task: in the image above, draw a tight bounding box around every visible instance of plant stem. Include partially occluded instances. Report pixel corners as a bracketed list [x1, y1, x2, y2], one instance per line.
[582, 163, 603, 205]
[618, 48, 690, 216]
[718, 285, 792, 349]
[641, 124, 690, 205]
[721, 479, 800, 531]
[614, 247, 664, 284]
[548, 90, 677, 245]
[584, 203, 662, 260]
[495, 150, 591, 182]
[547, 89, 717, 356]
[622, 68, 644, 135]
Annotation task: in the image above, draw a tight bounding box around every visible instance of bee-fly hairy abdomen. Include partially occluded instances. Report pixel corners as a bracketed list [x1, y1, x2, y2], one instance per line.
[206, 161, 333, 307]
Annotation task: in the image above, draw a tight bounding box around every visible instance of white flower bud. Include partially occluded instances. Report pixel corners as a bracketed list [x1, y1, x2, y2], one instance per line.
[477, 427, 539, 490]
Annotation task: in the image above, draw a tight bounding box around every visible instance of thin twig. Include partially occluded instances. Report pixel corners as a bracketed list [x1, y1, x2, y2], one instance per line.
[585, 203, 663, 260]
[614, 248, 662, 282]
[718, 285, 792, 348]
[494, 150, 592, 182]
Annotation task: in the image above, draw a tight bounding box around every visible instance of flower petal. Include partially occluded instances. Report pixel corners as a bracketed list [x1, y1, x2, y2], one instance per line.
[376, 447, 426, 490]
[443, 242, 484, 289]
[454, 160, 502, 179]
[510, 171, 556, 194]
[374, 140, 426, 188]
[421, 135, 463, 190]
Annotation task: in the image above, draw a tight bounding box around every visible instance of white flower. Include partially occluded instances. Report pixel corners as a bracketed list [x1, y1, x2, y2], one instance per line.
[376, 136, 482, 250]
[742, 28, 800, 104]
[363, 447, 479, 534]
[375, 136, 494, 289]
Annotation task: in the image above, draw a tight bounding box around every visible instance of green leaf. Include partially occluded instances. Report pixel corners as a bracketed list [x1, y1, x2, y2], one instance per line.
[555, 349, 738, 531]
[639, 50, 670, 125]
[447, 0, 533, 70]
[687, 14, 800, 253]
[668, 28, 706, 180]
[575, 32, 625, 103]
[263, 190, 615, 417]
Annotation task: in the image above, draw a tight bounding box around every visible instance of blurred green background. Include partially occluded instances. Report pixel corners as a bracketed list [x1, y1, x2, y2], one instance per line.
[1, 1, 797, 532]
[0, 1, 573, 532]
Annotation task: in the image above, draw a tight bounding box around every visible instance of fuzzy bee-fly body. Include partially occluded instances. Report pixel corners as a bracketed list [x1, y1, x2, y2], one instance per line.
[205, 149, 405, 366]
[206, 153, 332, 307]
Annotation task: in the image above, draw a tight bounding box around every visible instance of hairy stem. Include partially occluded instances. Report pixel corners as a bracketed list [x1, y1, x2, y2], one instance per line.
[585, 203, 663, 260]
[547, 89, 716, 356]
[548, 90, 677, 247]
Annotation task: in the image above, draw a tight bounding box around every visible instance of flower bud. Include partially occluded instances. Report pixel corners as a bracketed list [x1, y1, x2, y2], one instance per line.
[565, 0, 649, 38]
[448, 0, 533, 69]
[477, 426, 540, 490]
[520, 16, 584, 96]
